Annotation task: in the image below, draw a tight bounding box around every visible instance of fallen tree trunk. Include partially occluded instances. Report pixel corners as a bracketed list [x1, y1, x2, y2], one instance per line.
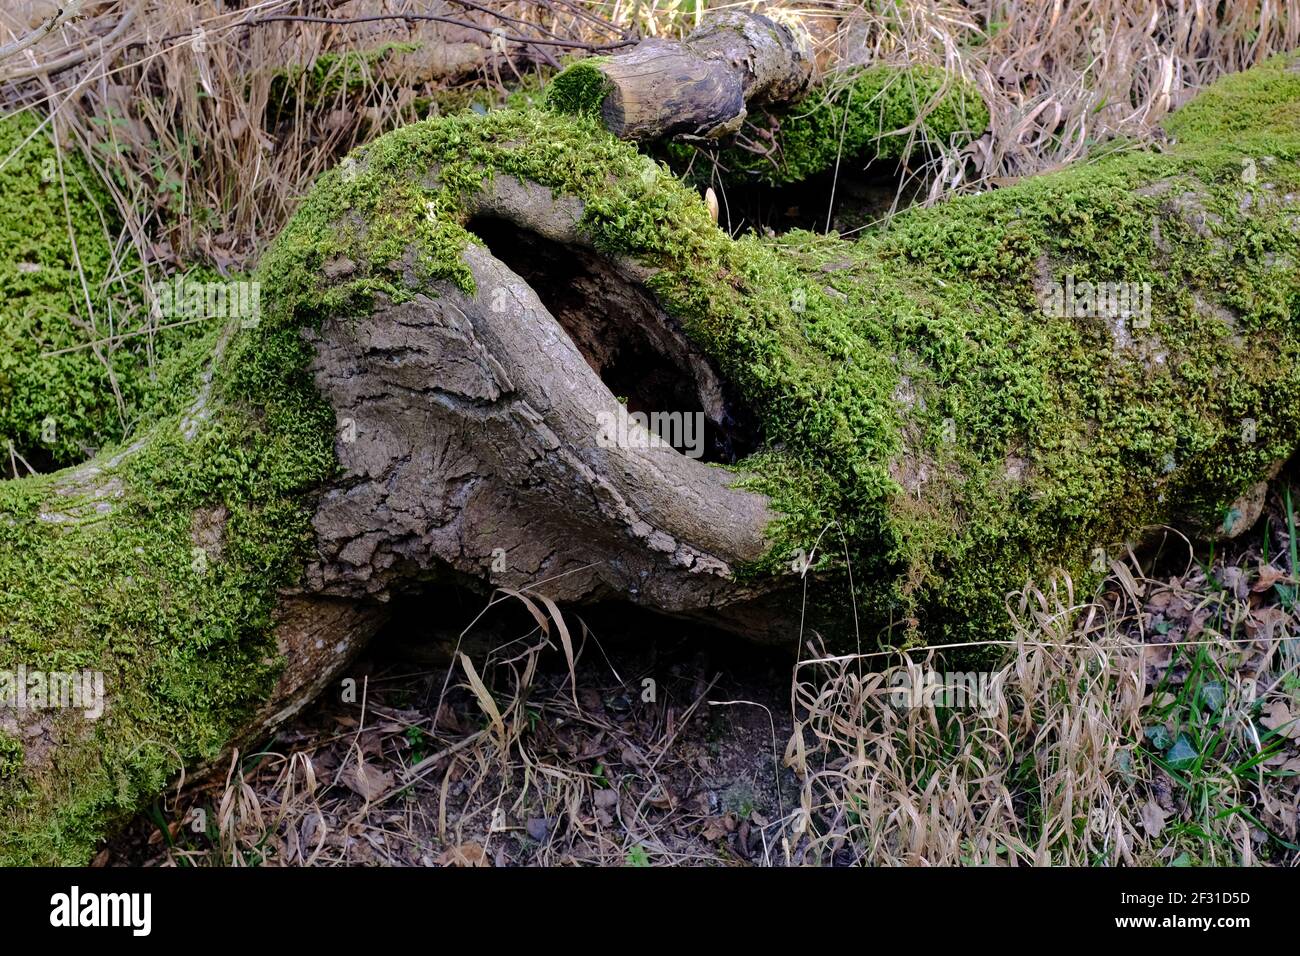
[3, 52, 1300, 863]
[541, 10, 989, 183]
[544, 9, 814, 140]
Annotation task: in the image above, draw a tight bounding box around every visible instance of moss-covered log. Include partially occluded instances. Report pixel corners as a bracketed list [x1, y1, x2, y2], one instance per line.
[544, 19, 988, 184]
[666, 63, 990, 186]
[3, 53, 1300, 863]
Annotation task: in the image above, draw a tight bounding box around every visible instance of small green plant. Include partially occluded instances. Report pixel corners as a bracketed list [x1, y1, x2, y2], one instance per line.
[1138, 634, 1300, 862]
[0, 733, 23, 780]
[624, 844, 650, 867]
[405, 725, 430, 763]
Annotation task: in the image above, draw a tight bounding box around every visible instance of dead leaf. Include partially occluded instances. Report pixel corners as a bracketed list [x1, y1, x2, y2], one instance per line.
[1147, 589, 1174, 611]
[437, 842, 489, 867]
[1261, 700, 1299, 739]
[646, 785, 676, 810]
[1221, 566, 1249, 600]
[593, 788, 618, 826]
[300, 812, 327, 857]
[341, 760, 393, 801]
[1253, 564, 1289, 591]
[1153, 770, 1176, 810]
[700, 816, 730, 841]
[1187, 609, 1212, 641]
[1139, 798, 1171, 839]
[1246, 605, 1290, 639]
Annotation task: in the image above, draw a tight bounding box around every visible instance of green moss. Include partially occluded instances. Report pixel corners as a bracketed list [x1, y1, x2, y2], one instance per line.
[1165, 51, 1300, 147]
[544, 59, 987, 182]
[0, 732, 22, 779]
[0, 153, 334, 863]
[252, 53, 1300, 653]
[543, 58, 612, 118]
[415, 72, 550, 119]
[668, 65, 990, 185]
[0, 112, 200, 471]
[0, 314, 326, 862]
[4, 52, 1299, 863]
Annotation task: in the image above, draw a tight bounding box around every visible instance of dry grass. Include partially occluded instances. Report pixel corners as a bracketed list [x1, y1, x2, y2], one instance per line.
[815, 1, 1300, 191]
[7, 1, 1300, 270]
[1, 0, 635, 274]
[796, 486, 1300, 867]
[788, 564, 1299, 865]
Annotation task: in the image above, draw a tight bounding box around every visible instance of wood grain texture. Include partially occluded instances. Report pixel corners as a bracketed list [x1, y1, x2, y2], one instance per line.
[593, 10, 813, 140]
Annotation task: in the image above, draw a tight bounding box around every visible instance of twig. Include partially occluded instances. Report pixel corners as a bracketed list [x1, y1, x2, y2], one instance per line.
[647, 673, 719, 773]
[2, 5, 137, 82]
[246, 13, 634, 51]
[403, 729, 488, 783]
[0, 0, 88, 65]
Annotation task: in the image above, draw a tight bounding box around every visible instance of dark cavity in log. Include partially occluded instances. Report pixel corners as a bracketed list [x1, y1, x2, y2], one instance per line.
[467, 215, 761, 465]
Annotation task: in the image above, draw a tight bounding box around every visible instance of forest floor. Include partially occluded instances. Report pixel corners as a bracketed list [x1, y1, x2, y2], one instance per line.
[107, 484, 1300, 867]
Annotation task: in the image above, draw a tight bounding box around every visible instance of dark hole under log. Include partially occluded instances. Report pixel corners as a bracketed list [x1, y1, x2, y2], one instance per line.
[466, 215, 761, 465]
[672, 149, 924, 238]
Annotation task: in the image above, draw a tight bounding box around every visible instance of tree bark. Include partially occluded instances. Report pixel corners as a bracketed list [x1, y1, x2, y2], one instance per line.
[3, 52, 1300, 862]
[547, 9, 814, 141]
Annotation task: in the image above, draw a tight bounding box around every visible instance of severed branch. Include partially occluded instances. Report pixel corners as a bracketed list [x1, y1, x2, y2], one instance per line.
[547, 9, 816, 141]
[245, 12, 634, 52]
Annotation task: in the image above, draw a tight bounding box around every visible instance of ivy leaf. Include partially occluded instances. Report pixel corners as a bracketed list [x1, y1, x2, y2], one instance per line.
[1145, 724, 1173, 750]
[624, 845, 650, 867]
[1199, 681, 1225, 712]
[1166, 733, 1198, 770]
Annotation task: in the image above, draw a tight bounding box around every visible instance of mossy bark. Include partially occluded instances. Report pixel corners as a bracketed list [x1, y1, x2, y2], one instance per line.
[3, 53, 1300, 863]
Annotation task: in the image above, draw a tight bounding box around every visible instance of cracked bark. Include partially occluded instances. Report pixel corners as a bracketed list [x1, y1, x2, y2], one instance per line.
[578, 9, 814, 141]
[302, 177, 786, 630]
